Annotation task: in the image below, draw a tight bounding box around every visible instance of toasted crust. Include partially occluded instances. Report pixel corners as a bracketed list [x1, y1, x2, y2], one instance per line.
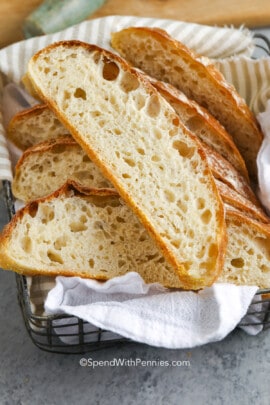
[27, 40, 227, 290]
[111, 27, 263, 179]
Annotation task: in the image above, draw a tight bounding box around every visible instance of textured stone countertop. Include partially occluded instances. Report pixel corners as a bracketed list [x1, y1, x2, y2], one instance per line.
[0, 27, 270, 405]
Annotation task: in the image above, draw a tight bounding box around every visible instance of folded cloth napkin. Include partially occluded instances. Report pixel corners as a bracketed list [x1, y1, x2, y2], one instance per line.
[45, 273, 258, 349]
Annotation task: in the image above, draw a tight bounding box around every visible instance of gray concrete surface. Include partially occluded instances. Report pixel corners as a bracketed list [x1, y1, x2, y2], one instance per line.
[1, 26, 270, 405]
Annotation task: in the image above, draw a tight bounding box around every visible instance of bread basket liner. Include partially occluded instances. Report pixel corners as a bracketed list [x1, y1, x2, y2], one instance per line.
[0, 16, 269, 347]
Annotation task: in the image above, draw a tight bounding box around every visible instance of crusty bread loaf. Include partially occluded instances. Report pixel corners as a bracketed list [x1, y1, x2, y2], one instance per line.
[27, 40, 226, 290]
[150, 79, 249, 181]
[219, 208, 270, 288]
[7, 104, 69, 150]
[1, 182, 269, 289]
[216, 180, 270, 224]
[0, 182, 183, 288]
[111, 27, 263, 179]
[12, 136, 112, 202]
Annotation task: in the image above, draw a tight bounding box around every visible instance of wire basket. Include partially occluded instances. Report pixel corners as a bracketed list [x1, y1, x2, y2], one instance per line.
[3, 33, 270, 354]
[3, 179, 270, 353]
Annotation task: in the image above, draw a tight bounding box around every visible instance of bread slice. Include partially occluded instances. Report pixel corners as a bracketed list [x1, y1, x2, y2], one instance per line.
[219, 208, 270, 288]
[27, 40, 226, 290]
[7, 104, 69, 150]
[12, 136, 112, 202]
[111, 27, 263, 179]
[150, 79, 249, 181]
[1, 182, 270, 289]
[216, 180, 270, 225]
[0, 182, 183, 288]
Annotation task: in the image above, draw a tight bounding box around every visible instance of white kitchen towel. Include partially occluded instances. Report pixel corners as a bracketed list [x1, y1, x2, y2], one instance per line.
[45, 273, 258, 349]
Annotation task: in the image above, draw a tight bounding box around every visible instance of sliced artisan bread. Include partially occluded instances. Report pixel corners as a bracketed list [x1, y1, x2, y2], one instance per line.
[111, 27, 263, 179]
[216, 180, 270, 225]
[12, 135, 252, 206]
[27, 40, 226, 290]
[12, 137, 268, 226]
[150, 79, 249, 181]
[219, 208, 270, 288]
[0, 182, 183, 288]
[12, 136, 112, 202]
[7, 104, 69, 150]
[12, 77, 250, 182]
[1, 182, 270, 289]
[10, 104, 253, 205]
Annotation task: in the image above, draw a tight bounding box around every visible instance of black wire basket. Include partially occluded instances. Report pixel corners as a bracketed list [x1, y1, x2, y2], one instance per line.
[3, 32, 270, 354]
[3, 180, 270, 354]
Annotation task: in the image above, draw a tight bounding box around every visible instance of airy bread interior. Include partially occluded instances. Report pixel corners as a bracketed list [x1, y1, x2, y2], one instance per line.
[111, 27, 263, 179]
[27, 41, 226, 289]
